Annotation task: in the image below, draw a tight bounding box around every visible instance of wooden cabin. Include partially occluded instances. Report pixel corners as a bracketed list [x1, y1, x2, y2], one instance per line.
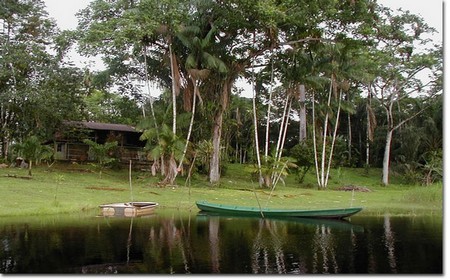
[52, 121, 148, 166]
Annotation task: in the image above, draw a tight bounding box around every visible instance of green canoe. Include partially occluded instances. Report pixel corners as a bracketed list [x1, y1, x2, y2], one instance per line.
[195, 200, 363, 219]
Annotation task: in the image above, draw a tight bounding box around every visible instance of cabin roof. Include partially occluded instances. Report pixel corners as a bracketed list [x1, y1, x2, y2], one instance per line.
[65, 121, 138, 133]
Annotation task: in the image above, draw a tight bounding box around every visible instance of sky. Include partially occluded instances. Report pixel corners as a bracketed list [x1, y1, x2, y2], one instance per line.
[43, 0, 444, 91]
[44, 0, 443, 37]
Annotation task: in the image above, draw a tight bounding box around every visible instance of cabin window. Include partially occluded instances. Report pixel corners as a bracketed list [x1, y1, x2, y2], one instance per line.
[55, 143, 67, 160]
[57, 143, 64, 152]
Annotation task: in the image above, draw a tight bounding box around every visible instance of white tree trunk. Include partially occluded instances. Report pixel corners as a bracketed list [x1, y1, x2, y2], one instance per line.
[177, 78, 198, 171]
[299, 84, 307, 142]
[143, 46, 159, 135]
[252, 74, 263, 187]
[264, 61, 274, 159]
[319, 82, 334, 188]
[324, 89, 342, 188]
[168, 43, 177, 134]
[275, 93, 290, 160]
[277, 97, 292, 161]
[382, 129, 393, 186]
[311, 92, 321, 188]
[347, 94, 352, 162]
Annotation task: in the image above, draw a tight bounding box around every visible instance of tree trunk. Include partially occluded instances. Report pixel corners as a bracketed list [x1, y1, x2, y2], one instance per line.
[209, 108, 223, 184]
[324, 88, 342, 187]
[382, 129, 393, 186]
[347, 93, 352, 163]
[169, 43, 177, 134]
[319, 81, 334, 188]
[252, 77, 263, 187]
[299, 84, 307, 142]
[264, 60, 275, 158]
[209, 76, 235, 184]
[161, 155, 178, 185]
[311, 91, 321, 188]
[143, 45, 159, 135]
[277, 96, 292, 161]
[275, 92, 290, 160]
[178, 78, 198, 171]
[28, 160, 32, 177]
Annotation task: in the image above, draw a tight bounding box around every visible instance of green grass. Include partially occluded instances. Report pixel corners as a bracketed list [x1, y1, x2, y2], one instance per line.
[0, 162, 443, 217]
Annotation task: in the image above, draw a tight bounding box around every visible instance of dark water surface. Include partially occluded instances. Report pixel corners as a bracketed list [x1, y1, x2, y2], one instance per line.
[0, 210, 442, 274]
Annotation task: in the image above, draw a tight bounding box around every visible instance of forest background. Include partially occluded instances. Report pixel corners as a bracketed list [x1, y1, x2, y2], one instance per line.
[0, 0, 444, 192]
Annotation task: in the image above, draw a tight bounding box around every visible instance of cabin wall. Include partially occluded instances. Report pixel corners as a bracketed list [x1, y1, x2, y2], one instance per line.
[52, 126, 148, 168]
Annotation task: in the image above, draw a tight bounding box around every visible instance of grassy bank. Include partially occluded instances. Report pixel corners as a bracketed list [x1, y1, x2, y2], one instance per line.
[0, 163, 443, 217]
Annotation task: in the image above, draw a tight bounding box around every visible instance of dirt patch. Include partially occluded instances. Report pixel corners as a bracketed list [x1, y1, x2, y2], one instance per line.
[85, 186, 127, 191]
[3, 174, 33, 180]
[66, 168, 94, 173]
[337, 185, 372, 192]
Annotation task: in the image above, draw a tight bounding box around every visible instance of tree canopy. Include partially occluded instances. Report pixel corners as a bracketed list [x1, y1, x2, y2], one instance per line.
[0, 0, 442, 187]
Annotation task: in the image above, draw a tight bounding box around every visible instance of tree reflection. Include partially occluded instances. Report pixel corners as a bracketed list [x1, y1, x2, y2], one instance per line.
[208, 217, 220, 273]
[311, 224, 338, 273]
[251, 219, 287, 273]
[145, 214, 191, 273]
[383, 215, 397, 273]
[0, 213, 442, 274]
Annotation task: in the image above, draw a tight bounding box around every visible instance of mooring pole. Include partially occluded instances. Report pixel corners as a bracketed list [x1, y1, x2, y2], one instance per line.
[129, 160, 134, 205]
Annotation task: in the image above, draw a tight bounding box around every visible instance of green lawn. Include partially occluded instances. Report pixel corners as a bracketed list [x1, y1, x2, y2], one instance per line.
[0, 162, 443, 217]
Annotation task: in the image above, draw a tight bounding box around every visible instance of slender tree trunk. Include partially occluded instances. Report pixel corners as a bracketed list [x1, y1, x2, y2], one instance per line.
[366, 85, 374, 167]
[299, 84, 307, 142]
[347, 92, 352, 162]
[275, 92, 290, 160]
[311, 91, 321, 188]
[169, 43, 177, 134]
[319, 81, 334, 188]
[143, 46, 159, 135]
[366, 119, 370, 167]
[178, 78, 198, 171]
[382, 129, 393, 186]
[277, 96, 292, 161]
[264, 60, 274, 158]
[324, 88, 342, 188]
[252, 73, 263, 187]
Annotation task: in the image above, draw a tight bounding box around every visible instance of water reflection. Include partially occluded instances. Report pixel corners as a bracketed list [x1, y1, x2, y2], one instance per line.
[0, 212, 442, 274]
[312, 224, 338, 273]
[383, 215, 397, 273]
[251, 219, 287, 273]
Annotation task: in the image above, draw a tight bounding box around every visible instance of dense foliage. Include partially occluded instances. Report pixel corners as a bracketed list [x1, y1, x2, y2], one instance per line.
[0, 0, 442, 187]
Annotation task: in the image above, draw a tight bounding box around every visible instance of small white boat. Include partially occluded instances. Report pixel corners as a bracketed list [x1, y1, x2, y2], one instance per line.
[99, 202, 159, 217]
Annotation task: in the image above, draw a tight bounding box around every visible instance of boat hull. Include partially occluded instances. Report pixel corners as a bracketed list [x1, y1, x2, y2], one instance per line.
[196, 201, 362, 219]
[99, 202, 158, 217]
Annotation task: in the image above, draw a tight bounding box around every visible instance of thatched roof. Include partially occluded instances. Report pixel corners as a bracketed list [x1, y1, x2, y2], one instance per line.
[64, 121, 138, 133]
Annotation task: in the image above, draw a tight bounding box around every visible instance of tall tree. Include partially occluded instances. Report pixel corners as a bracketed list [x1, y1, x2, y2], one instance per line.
[76, 0, 189, 132]
[175, 23, 227, 174]
[367, 6, 441, 185]
[0, 0, 85, 158]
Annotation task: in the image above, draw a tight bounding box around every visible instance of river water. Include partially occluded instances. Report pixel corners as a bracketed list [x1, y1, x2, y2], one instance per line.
[0, 210, 442, 274]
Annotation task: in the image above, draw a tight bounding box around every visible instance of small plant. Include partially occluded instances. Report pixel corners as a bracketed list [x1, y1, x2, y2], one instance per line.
[83, 139, 118, 178]
[53, 174, 65, 206]
[421, 150, 443, 186]
[11, 135, 54, 177]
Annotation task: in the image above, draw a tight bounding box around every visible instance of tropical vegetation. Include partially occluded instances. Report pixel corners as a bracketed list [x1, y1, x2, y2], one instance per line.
[0, 0, 442, 191]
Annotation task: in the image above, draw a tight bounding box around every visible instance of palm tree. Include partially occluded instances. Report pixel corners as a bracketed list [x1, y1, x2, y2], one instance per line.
[140, 124, 185, 185]
[12, 135, 53, 177]
[176, 23, 227, 183]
